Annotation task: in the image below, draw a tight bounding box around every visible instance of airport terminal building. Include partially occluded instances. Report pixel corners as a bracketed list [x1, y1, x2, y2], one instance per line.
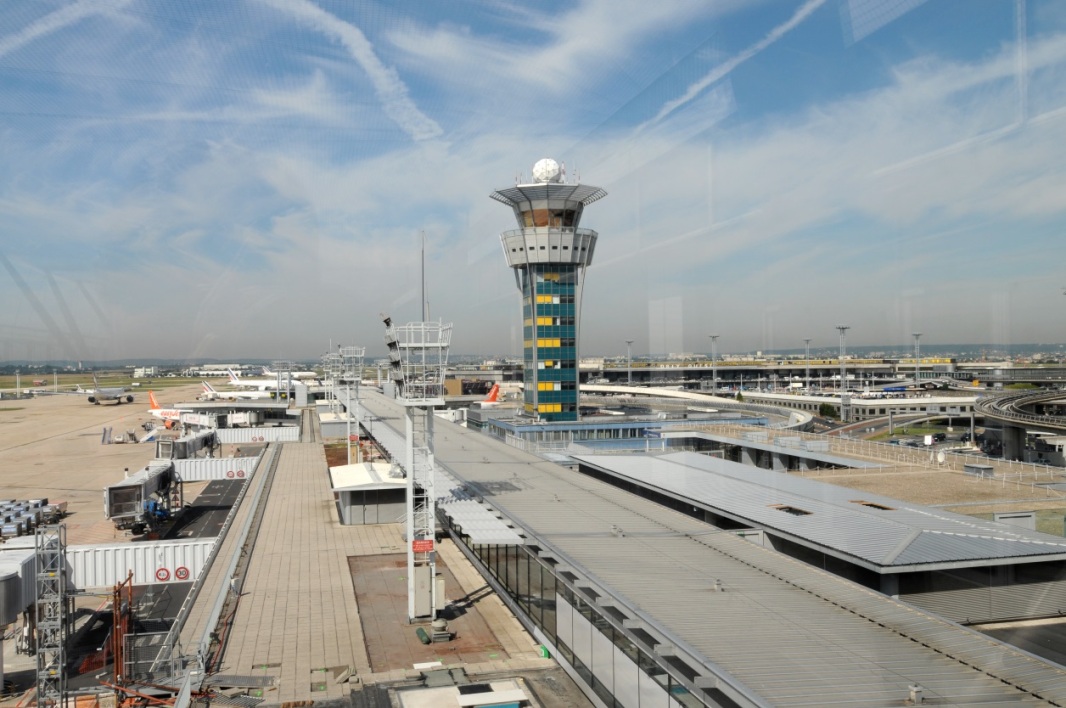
[357, 390, 1066, 707]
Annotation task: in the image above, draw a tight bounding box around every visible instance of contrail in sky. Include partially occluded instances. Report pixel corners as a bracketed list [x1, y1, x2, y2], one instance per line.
[0, 0, 132, 59]
[643, 0, 827, 129]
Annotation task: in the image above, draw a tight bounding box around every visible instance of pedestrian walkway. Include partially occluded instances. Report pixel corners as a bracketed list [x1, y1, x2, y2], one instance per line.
[180, 449, 275, 657]
[216, 443, 389, 702]
[212, 441, 556, 703]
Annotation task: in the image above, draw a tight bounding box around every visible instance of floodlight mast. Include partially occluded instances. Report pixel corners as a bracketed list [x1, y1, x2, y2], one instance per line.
[382, 314, 453, 622]
[836, 325, 853, 423]
[803, 338, 812, 391]
[708, 334, 720, 393]
[912, 333, 922, 388]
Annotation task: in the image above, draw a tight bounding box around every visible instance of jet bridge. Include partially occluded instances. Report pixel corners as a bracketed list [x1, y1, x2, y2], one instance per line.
[155, 428, 217, 460]
[104, 460, 182, 534]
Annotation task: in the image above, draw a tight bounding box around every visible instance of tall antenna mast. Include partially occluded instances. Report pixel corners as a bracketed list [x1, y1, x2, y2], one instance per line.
[421, 230, 427, 322]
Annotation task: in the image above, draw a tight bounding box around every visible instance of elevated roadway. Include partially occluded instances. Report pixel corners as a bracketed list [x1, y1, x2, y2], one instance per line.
[580, 383, 814, 430]
[976, 390, 1066, 459]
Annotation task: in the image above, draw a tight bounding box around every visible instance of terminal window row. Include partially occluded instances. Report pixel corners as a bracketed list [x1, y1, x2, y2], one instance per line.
[458, 538, 709, 708]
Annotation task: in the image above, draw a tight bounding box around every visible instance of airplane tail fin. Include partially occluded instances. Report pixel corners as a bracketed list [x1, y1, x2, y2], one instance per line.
[92, 372, 100, 389]
[148, 391, 160, 409]
[202, 381, 217, 394]
[227, 368, 240, 384]
[483, 383, 500, 403]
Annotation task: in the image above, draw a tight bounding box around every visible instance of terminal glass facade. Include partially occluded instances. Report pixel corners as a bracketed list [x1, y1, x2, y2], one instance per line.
[522, 264, 579, 421]
[449, 528, 712, 707]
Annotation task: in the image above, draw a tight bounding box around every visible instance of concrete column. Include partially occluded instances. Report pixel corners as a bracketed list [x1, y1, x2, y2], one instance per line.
[880, 574, 899, 598]
[741, 446, 756, 466]
[1003, 424, 1026, 461]
[772, 453, 787, 471]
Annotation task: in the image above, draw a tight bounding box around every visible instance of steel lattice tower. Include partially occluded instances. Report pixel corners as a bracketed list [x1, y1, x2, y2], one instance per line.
[383, 315, 452, 620]
[35, 524, 67, 706]
[322, 351, 343, 412]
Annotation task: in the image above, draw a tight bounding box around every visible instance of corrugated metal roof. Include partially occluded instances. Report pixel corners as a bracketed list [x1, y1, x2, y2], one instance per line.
[436, 467, 526, 546]
[663, 429, 883, 468]
[572, 450, 1066, 569]
[353, 404, 524, 545]
[357, 392, 1066, 706]
[328, 462, 404, 491]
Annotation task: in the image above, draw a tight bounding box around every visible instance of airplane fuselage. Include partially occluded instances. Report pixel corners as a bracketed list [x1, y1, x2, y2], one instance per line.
[88, 392, 134, 404]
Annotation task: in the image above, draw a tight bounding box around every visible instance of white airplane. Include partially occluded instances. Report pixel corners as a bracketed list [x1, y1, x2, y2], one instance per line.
[87, 372, 134, 405]
[147, 391, 184, 427]
[201, 380, 275, 400]
[226, 368, 287, 391]
[262, 366, 318, 380]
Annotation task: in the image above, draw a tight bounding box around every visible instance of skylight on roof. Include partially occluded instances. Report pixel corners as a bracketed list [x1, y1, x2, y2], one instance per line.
[851, 500, 895, 511]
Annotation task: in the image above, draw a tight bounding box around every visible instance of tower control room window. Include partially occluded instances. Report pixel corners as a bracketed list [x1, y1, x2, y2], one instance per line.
[521, 209, 578, 227]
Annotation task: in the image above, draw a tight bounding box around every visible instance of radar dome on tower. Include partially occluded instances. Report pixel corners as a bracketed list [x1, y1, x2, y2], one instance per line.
[531, 158, 562, 183]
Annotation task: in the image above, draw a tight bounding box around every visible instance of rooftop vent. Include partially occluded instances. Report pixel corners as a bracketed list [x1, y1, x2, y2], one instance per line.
[770, 504, 811, 516]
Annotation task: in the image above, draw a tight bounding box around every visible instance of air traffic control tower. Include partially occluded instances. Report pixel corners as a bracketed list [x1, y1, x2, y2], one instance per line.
[492, 158, 607, 422]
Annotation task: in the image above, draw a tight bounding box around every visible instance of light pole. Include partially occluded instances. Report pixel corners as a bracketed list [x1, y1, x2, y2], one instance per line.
[835, 325, 850, 391]
[625, 339, 634, 386]
[709, 334, 719, 394]
[803, 338, 812, 391]
[912, 332, 922, 389]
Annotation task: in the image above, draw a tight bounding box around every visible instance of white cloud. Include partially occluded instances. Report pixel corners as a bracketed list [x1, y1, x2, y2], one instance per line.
[3, 3, 1066, 358]
[388, 0, 749, 97]
[257, 0, 442, 141]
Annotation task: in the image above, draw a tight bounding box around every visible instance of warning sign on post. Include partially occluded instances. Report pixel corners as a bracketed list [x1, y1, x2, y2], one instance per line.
[412, 539, 434, 553]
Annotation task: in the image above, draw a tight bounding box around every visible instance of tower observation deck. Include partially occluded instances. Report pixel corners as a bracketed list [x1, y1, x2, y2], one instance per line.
[491, 158, 607, 422]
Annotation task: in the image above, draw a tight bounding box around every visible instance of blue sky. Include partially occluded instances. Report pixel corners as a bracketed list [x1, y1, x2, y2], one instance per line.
[2, 0, 1065, 362]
